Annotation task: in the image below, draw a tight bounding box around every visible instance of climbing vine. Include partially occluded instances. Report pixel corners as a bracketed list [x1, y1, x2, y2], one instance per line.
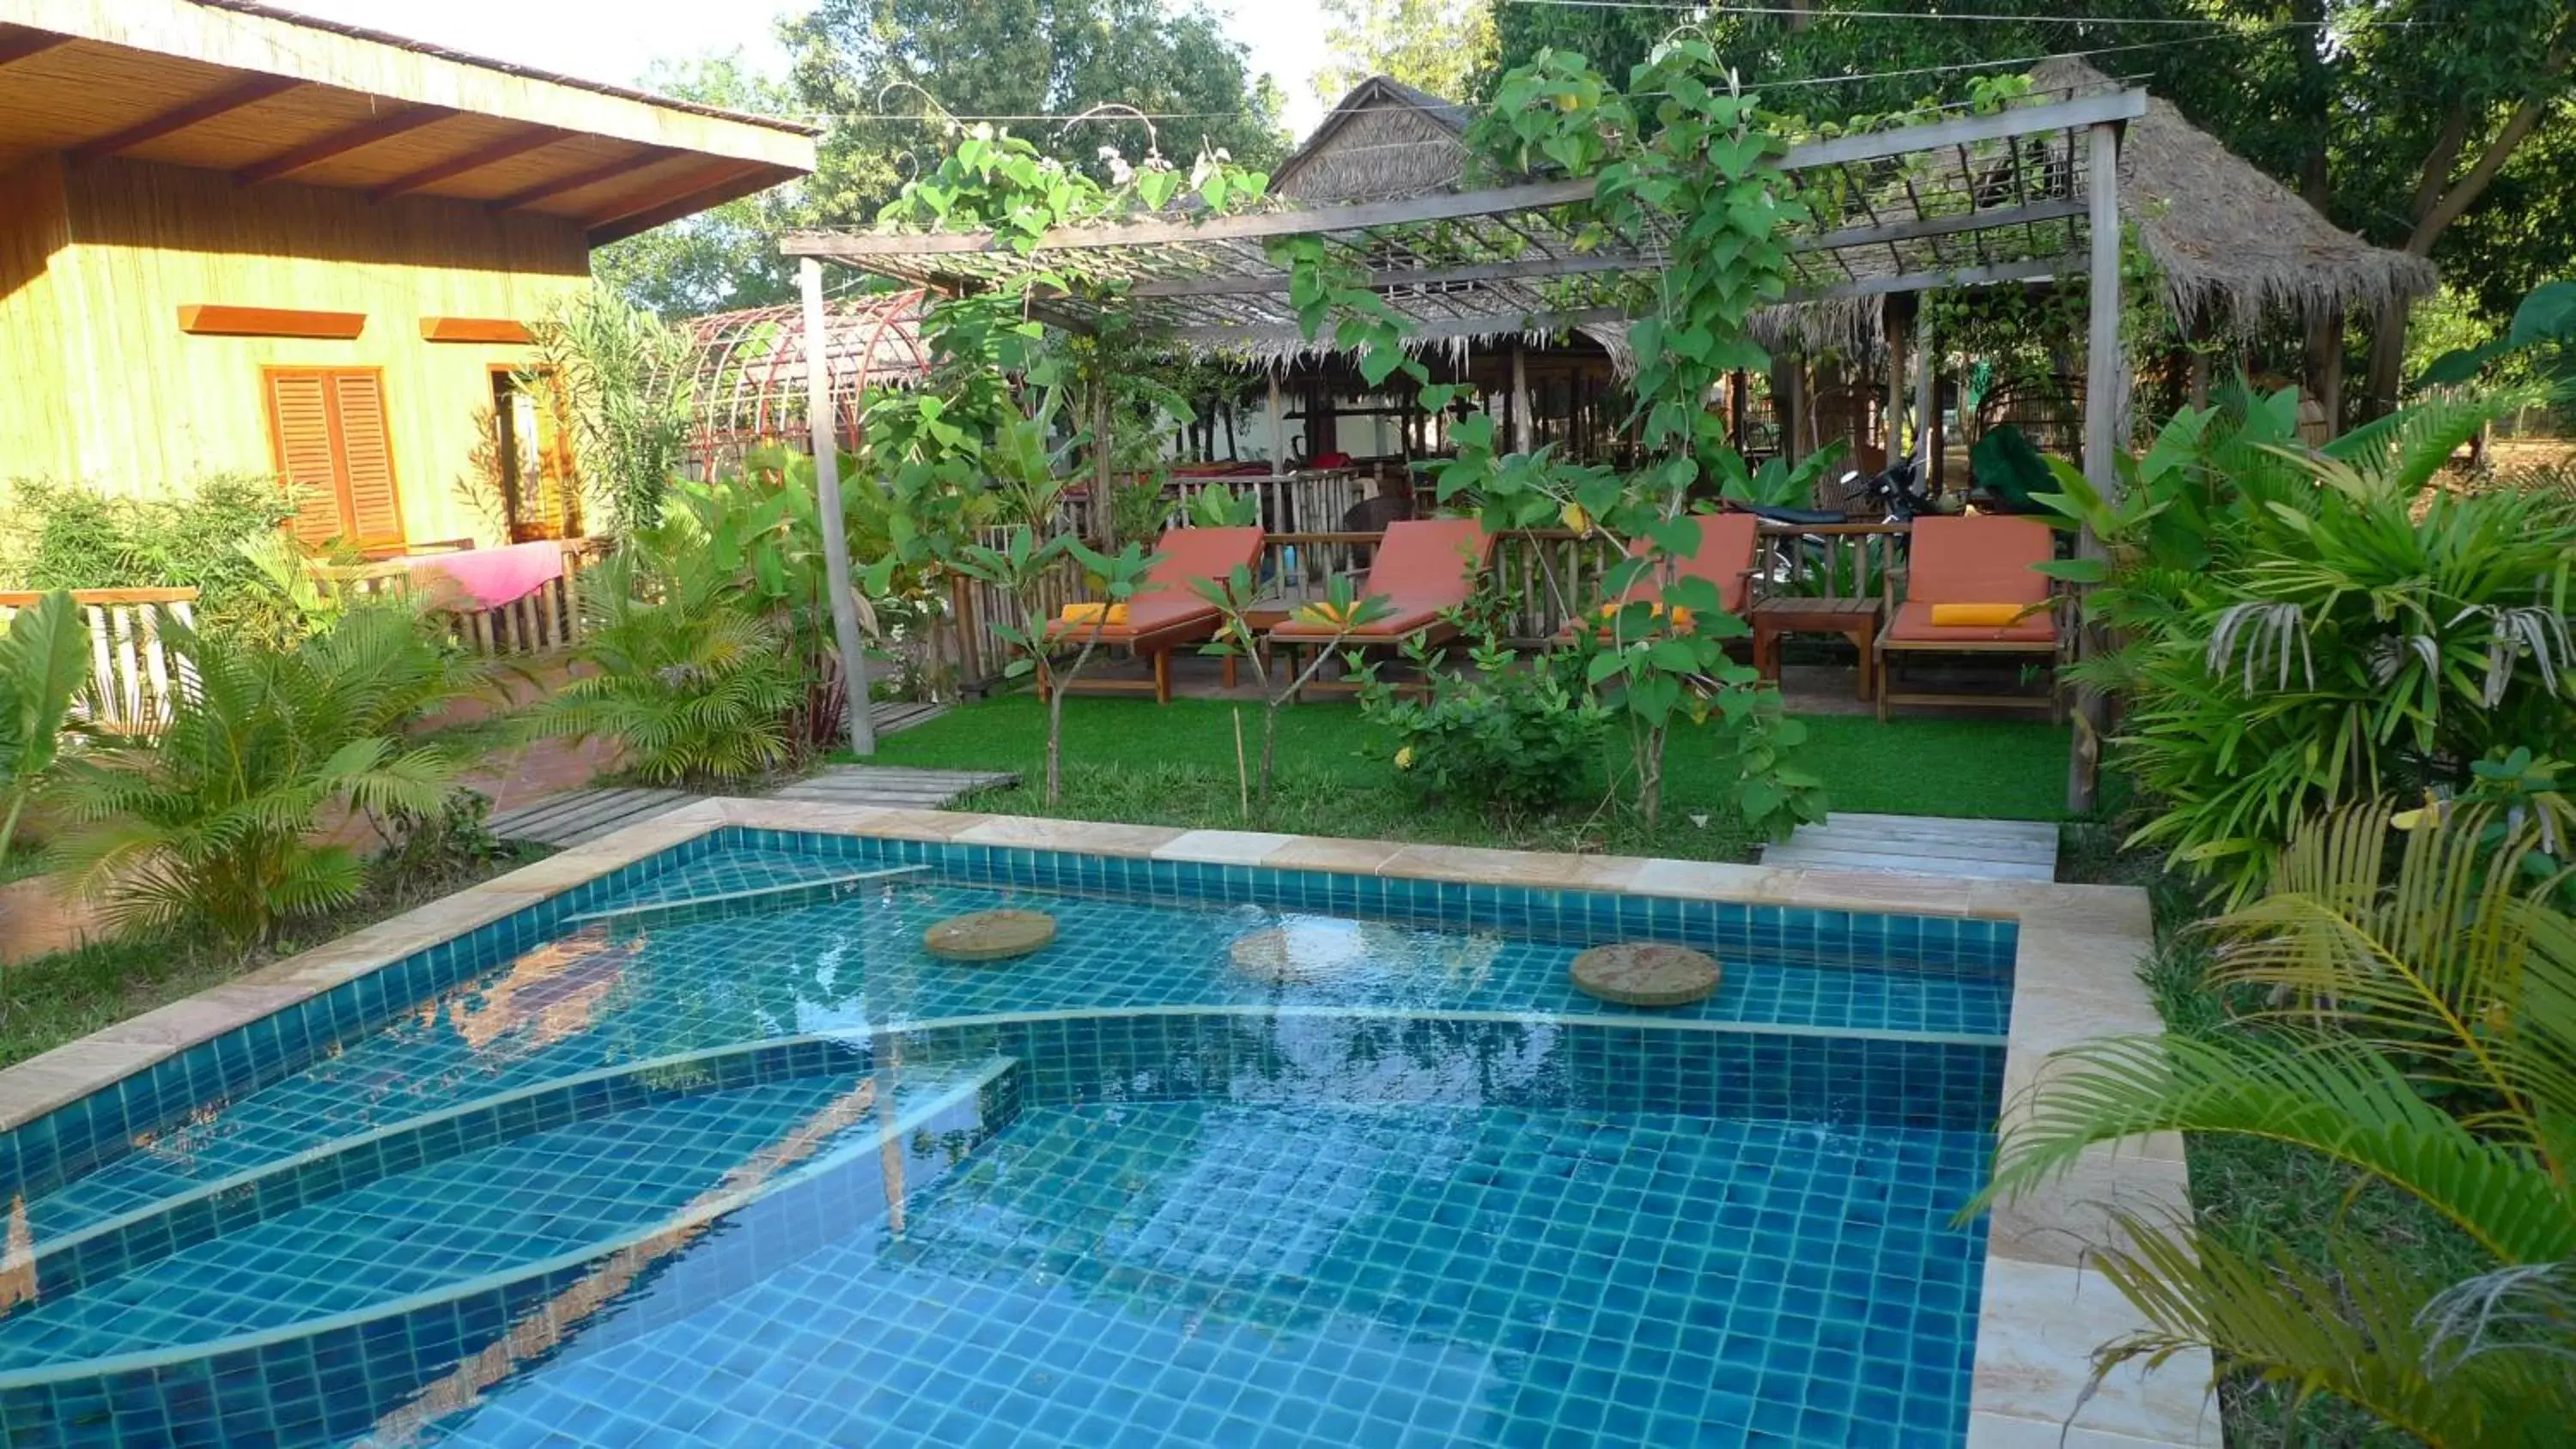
[1267, 39, 1831, 836]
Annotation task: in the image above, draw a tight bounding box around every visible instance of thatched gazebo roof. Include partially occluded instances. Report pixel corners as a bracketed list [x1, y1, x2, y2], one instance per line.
[1274, 76, 1473, 205]
[2030, 58, 2435, 335]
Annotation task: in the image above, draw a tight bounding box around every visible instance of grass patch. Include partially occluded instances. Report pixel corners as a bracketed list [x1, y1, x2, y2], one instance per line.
[948, 761, 1766, 861]
[0, 840, 548, 1072]
[861, 694, 2077, 827]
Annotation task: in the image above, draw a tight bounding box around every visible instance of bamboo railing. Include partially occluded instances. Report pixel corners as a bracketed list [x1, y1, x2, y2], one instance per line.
[309, 539, 611, 658]
[0, 587, 200, 731]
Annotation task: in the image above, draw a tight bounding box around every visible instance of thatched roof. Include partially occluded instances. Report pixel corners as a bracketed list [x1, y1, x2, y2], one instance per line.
[1275, 76, 1473, 205]
[2030, 58, 2435, 334]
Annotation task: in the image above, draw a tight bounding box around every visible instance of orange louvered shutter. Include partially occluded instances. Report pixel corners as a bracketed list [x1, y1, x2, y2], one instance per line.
[328, 373, 403, 547]
[265, 372, 346, 546]
[262, 370, 404, 549]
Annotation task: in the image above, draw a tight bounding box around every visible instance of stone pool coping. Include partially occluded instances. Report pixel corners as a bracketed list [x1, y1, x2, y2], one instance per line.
[0, 800, 2218, 1448]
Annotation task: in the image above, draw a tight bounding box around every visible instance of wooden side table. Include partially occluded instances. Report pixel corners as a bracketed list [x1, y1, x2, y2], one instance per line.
[1750, 596, 1884, 700]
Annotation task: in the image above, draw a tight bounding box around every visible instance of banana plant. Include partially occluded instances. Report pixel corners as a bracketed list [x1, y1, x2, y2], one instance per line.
[0, 591, 88, 863]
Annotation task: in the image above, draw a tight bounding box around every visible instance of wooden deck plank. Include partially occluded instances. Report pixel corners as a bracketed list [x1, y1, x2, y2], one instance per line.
[1819, 812, 2059, 844]
[490, 786, 692, 847]
[1760, 810, 2061, 883]
[1785, 830, 2057, 864]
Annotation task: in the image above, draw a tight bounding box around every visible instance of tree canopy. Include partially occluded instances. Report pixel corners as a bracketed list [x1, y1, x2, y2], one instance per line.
[781, 0, 1287, 225]
[1313, 0, 1497, 103]
[598, 0, 1290, 316]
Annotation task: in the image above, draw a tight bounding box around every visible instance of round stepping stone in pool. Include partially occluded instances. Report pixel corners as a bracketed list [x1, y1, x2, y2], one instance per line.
[924, 909, 1057, 962]
[1569, 943, 1722, 1007]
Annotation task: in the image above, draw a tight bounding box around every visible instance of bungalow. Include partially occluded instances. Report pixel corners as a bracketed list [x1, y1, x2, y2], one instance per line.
[0, 0, 814, 551]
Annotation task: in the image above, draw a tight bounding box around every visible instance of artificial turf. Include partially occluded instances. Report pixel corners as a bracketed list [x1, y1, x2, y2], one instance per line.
[863, 694, 2076, 824]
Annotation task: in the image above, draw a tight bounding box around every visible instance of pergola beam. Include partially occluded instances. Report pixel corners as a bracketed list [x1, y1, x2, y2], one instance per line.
[1128, 247, 1652, 299]
[1790, 253, 2080, 303]
[783, 178, 1601, 259]
[781, 89, 2143, 266]
[1795, 197, 2084, 257]
[1784, 89, 2142, 170]
[1170, 306, 1626, 349]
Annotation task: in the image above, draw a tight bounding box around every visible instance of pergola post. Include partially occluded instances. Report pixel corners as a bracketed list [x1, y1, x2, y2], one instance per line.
[1266, 370, 1285, 478]
[1882, 301, 1909, 459]
[1510, 343, 1532, 454]
[2069, 118, 2123, 814]
[1911, 315, 1935, 471]
[799, 256, 875, 757]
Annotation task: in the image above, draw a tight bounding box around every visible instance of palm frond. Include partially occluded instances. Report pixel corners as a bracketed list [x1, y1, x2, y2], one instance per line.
[2090, 1215, 2576, 1448]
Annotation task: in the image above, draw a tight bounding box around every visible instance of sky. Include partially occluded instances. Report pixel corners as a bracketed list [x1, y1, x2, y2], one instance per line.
[270, 0, 1335, 136]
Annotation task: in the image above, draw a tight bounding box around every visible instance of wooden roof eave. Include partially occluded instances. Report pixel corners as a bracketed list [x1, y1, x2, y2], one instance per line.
[20, 0, 813, 166]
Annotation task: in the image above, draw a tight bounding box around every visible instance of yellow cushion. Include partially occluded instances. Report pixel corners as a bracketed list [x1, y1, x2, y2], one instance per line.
[1057, 603, 1127, 626]
[1929, 603, 2034, 627]
[1595, 600, 1695, 634]
[1290, 600, 1356, 628]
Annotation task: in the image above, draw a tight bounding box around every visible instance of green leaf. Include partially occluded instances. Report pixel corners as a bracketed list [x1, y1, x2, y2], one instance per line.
[2032, 558, 2110, 584]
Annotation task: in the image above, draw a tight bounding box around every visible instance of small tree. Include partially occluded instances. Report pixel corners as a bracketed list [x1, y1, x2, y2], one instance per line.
[1192, 568, 1394, 804]
[951, 529, 1161, 806]
[524, 288, 694, 538]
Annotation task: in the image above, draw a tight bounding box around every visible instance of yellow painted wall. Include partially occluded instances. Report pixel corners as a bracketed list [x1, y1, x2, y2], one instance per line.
[0, 157, 591, 548]
[0, 155, 75, 482]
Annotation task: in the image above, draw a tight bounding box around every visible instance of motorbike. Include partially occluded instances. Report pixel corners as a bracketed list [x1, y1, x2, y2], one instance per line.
[1728, 452, 1931, 592]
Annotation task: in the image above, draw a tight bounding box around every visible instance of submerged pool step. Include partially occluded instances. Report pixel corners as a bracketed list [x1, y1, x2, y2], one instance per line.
[562, 864, 933, 934]
[0, 1052, 1008, 1370]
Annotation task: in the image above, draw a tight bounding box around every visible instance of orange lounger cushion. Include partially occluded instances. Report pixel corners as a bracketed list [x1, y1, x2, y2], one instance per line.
[1887, 600, 2056, 644]
[1905, 516, 2054, 605]
[1927, 602, 2034, 627]
[1057, 603, 1128, 626]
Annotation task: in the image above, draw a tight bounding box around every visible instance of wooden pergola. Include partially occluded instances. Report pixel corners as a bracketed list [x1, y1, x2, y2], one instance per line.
[779, 82, 2143, 784]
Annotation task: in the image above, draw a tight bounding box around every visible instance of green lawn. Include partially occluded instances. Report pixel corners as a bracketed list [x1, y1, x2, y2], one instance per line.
[857, 694, 2076, 862]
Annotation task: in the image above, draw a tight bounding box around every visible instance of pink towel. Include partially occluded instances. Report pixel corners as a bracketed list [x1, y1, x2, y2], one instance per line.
[409, 541, 565, 609]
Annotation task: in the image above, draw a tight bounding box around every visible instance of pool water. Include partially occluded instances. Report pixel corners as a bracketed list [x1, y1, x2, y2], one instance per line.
[0, 831, 2009, 1448]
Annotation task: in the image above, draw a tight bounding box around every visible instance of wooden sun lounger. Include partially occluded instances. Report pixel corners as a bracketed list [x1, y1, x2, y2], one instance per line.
[1036, 525, 1265, 704]
[1261, 518, 1494, 696]
[1874, 515, 2066, 721]
[1555, 512, 1759, 644]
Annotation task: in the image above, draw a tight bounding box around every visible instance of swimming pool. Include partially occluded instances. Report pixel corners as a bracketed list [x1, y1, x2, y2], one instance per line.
[0, 810, 2202, 1448]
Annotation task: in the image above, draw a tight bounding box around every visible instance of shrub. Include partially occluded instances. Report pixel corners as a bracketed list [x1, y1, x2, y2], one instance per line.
[523, 289, 693, 538]
[1359, 637, 1609, 818]
[47, 608, 477, 945]
[2042, 386, 2576, 904]
[0, 475, 295, 627]
[0, 591, 88, 860]
[532, 543, 800, 785]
